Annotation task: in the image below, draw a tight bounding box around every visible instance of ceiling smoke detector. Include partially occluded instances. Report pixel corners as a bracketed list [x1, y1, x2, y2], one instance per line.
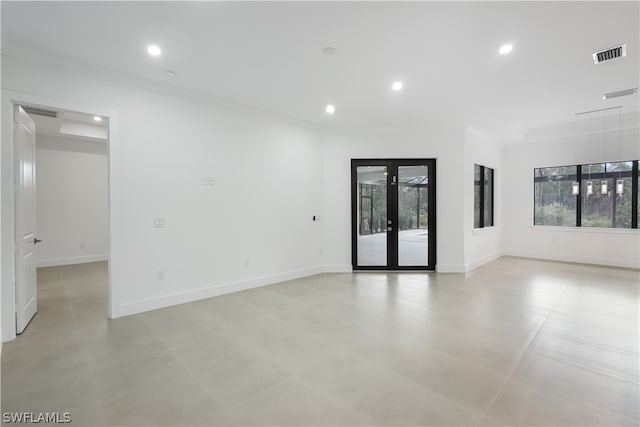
[592, 44, 627, 64]
[322, 47, 337, 56]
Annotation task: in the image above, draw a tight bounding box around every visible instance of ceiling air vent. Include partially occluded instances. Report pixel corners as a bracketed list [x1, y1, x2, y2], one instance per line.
[603, 87, 638, 100]
[592, 44, 627, 64]
[21, 106, 58, 118]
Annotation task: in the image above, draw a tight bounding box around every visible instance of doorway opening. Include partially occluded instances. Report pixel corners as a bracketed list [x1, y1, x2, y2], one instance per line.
[13, 104, 110, 336]
[351, 159, 436, 270]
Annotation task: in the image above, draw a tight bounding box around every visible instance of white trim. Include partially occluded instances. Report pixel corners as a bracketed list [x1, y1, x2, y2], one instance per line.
[436, 264, 466, 273]
[472, 226, 497, 235]
[1, 89, 119, 343]
[531, 225, 640, 235]
[36, 254, 107, 268]
[113, 266, 323, 318]
[465, 251, 503, 272]
[323, 264, 352, 273]
[504, 250, 640, 270]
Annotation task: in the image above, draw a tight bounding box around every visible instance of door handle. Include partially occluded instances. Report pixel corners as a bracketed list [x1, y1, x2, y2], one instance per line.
[34, 238, 42, 244]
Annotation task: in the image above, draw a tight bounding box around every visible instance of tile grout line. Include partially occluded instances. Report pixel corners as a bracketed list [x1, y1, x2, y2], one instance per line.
[505, 269, 640, 423]
[230, 274, 488, 425]
[186, 274, 456, 424]
[11, 260, 638, 426]
[262, 271, 561, 424]
[193, 286, 377, 423]
[478, 272, 574, 421]
[477, 267, 640, 424]
[51, 265, 109, 425]
[138, 314, 255, 425]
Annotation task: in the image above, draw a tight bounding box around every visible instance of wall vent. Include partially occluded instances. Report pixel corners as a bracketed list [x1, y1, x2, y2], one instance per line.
[592, 44, 627, 64]
[21, 106, 58, 118]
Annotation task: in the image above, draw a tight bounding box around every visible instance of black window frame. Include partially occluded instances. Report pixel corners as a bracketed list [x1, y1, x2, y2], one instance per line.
[474, 164, 495, 229]
[351, 158, 437, 270]
[533, 160, 639, 229]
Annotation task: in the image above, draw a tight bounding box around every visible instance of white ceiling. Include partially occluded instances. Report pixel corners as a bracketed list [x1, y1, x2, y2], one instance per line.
[2, 1, 638, 142]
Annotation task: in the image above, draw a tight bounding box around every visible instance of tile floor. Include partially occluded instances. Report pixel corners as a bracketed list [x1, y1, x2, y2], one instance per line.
[1, 257, 639, 426]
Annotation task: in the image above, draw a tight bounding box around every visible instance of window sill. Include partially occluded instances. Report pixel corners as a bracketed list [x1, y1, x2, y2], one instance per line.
[531, 225, 639, 235]
[473, 226, 497, 235]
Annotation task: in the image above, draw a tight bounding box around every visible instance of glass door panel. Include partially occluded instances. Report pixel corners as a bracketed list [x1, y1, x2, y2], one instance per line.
[355, 166, 388, 266]
[352, 159, 436, 270]
[398, 165, 429, 267]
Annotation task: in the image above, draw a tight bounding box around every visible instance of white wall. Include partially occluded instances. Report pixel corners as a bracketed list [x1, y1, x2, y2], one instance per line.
[463, 127, 503, 270]
[320, 125, 468, 272]
[35, 136, 108, 267]
[503, 113, 640, 269]
[3, 53, 637, 343]
[2, 55, 323, 340]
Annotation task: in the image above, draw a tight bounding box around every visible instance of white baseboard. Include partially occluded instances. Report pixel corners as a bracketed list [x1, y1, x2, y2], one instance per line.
[465, 251, 504, 272]
[436, 264, 466, 273]
[504, 250, 640, 270]
[114, 265, 324, 318]
[37, 254, 108, 268]
[323, 264, 352, 273]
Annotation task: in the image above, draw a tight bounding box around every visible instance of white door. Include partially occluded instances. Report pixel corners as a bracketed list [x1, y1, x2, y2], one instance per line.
[14, 106, 38, 334]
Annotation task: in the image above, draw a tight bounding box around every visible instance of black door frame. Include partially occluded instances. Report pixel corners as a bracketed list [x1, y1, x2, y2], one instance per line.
[351, 158, 436, 270]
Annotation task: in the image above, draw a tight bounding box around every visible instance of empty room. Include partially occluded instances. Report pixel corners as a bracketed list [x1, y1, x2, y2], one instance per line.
[1, 1, 639, 426]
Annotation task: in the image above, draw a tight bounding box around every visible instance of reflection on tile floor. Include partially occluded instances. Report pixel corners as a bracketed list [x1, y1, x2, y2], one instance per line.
[2, 258, 639, 426]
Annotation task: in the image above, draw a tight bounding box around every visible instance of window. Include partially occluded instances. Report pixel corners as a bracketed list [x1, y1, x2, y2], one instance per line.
[474, 164, 494, 228]
[581, 162, 632, 228]
[534, 160, 639, 229]
[534, 166, 577, 226]
[636, 161, 640, 228]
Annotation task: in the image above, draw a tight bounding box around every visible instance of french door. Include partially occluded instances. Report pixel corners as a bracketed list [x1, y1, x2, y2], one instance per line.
[351, 159, 436, 270]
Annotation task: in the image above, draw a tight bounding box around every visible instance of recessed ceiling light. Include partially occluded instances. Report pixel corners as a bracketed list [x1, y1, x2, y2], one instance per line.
[499, 44, 513, 55]
[93, 116, 102, 122]
[325, 104, 335, 115]
[147, 45, 162, 56]
[392, 81, 404, 91]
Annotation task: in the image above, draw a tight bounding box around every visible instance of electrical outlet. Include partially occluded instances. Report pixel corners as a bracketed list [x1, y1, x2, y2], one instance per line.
[80, 242, 86, 249]
[157, 270, 165, 280]
[244, 258, 250, 267]
[153, 218, 165, 228]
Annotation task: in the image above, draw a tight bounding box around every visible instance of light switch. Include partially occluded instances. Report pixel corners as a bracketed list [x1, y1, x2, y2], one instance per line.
[153, 218, 165, 228]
